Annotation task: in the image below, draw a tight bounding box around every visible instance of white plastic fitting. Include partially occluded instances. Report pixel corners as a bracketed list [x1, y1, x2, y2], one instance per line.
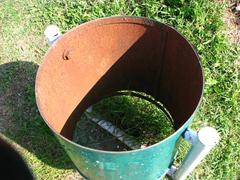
[44, 25, 61, 45]
[183, 128, 197, 144]
[173, 127, 220, 180]
[236, 4, 240, 12]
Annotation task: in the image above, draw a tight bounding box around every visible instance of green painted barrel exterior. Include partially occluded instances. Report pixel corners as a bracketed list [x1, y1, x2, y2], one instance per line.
[56, 115, 194, 180]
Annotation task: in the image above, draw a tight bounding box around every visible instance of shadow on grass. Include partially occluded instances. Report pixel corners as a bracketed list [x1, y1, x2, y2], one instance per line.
[0, 61, 73, 169]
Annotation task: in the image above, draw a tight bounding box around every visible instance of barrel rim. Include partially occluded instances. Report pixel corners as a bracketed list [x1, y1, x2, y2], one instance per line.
[35, 16, 204, 154]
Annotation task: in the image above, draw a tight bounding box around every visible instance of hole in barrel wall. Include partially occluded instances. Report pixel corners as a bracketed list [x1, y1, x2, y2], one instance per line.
[73, 91, 175, 151]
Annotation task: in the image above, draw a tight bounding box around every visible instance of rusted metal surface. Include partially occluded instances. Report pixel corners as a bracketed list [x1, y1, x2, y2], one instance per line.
[35, 16, 203, 179]
[36, 17, 203, 139]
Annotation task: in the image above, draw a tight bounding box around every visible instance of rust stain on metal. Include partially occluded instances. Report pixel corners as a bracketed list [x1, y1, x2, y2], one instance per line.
[63, 49, 71, 60]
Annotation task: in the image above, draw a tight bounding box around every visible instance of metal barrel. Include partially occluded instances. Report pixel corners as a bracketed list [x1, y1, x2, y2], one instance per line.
[35, 16, 203, 180]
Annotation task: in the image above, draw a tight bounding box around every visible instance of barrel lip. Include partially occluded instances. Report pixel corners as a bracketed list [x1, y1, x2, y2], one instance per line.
[35, 15, 204, 154]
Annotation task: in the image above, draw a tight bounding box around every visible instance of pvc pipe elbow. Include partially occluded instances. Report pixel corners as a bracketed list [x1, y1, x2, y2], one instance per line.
[44, 25, 61, 45]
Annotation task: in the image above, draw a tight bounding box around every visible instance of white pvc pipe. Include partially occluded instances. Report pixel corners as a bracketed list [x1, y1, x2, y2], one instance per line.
[173, 127, 220, 180]
[44, 25, 61, 45]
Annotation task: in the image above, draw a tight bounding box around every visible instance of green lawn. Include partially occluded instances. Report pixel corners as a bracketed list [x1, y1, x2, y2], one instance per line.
[0, 0, 239, 179]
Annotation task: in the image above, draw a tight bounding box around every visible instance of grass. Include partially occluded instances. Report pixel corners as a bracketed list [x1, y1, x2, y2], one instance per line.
[92, 94, 174, 145]
[0, 0, 239, 179]
[74, 93, 174, 147]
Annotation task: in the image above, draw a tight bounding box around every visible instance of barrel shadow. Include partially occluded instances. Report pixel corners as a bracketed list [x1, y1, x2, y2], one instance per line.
[0, 61, 73, 169]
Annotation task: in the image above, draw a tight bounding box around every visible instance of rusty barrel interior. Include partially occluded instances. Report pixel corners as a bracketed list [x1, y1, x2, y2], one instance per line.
[36, 17, 203, 142]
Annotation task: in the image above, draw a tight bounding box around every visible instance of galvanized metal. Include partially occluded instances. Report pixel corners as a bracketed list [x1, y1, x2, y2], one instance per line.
[35, 16, 204, 180]
[86, 113, 141, 150]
